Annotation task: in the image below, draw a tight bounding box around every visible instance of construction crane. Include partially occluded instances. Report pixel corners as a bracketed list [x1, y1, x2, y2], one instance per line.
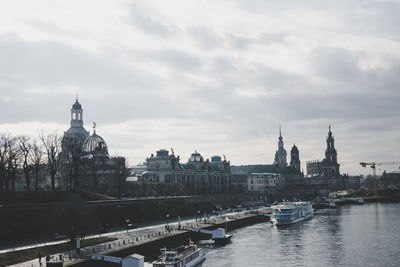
[359, 161, 400, 196]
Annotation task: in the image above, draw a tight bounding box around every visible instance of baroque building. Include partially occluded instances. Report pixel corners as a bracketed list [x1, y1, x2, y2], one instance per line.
[290, 144, 301, 172]
[306, 126, 340, 177]
[59, 98, 126, 195]
[62, 97, 89, 151]
[143, 149, 231, 194]
[232, 127, 302, 176]
[273, 127, 287, 167]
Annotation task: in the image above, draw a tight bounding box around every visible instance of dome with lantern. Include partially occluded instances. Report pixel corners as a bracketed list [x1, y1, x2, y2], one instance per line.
[189, 150, 204, 163]
[82, 127, 109, 157]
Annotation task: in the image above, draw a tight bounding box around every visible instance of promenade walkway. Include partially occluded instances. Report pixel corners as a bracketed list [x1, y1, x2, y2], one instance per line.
[7, 211, 247, 267]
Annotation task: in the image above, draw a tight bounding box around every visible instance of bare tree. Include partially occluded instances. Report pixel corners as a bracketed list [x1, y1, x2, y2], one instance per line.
[4, 136, 21, 192]
[62, 135, 84, 192]
[0, 135, 7, 192]
[29, 139, 46, 191]
[85, 155, 106, 193]
[19, 136, 33, 191]
[40, 131, 61, 192]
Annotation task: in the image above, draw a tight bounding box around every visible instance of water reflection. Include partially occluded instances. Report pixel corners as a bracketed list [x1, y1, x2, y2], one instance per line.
[199, 204, 400, 267]
[275, 222, 306, 265]
[324, 209, 344, 266]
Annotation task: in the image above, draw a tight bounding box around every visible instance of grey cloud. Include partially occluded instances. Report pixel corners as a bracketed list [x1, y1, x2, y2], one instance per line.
[146, 49, 202, 72]
[344, 1, 400, 40]
[309, 47, 361, 82]
[235, 0, 400, 40]
[233, 0, 372, 15]
[129, 4, 176, 38]
[189, 26, 223, 50]
[0, 35, 177, 124]
[1, 1, 400, 174]
[0, 35, 161, 91]
[226, 32, 286, 50]
[309, 46, 400, 97]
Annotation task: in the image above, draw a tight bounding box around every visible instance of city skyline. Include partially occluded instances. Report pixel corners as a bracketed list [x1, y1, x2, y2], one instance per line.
[0, 0, 399, 175]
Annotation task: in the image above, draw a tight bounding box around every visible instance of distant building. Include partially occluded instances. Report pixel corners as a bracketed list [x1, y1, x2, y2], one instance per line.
[233, 127, 301, 176]
[230, 174, 248, 193]
[273, 127, 287, 167]
[348, 175, 362, 190]
[290, 144, 301, 172]
[381, 171, 400, 189]
[145, 149, 231, 194]
[247, 173, 283, 192]
[59, 98, 127, 195]
[306, 126, 340, 177]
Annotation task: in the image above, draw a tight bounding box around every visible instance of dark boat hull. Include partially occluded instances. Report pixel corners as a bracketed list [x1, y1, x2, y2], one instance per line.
[212, 235, 232, 245]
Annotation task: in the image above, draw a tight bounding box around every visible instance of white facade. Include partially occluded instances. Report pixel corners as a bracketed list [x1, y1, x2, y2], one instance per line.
[247, 173, 283, 192]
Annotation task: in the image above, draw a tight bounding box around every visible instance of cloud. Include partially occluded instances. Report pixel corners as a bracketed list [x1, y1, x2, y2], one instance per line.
[0, 0, 399, 175]
[146, 48, 202, 72]
[128, 4, 177, 38]
[189, 26, 223, 50]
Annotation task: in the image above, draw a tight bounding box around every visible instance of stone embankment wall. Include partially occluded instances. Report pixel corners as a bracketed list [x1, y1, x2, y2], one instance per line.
[72, 214, 268, 266]
[0, 193, 262, 244]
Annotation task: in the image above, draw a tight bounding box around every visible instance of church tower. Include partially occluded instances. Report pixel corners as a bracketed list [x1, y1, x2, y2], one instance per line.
[290, 144, 301, 173]
[273, 127, 287, 167]
[62, 97, 89, 152]
[322, 126, 340, 177]
[71, 96, 84, 128]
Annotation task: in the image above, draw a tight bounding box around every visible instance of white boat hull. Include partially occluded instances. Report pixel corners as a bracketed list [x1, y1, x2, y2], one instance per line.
[270, 202, 314, 226]
[271, 214, 313, 225]
[185, 250, 206, 267]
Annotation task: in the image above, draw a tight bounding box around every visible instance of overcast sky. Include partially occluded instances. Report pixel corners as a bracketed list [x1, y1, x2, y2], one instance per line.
[0, 0, 399, 175]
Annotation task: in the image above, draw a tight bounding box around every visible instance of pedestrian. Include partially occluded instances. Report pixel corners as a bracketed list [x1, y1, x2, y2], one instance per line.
[38, 252, 42, 266]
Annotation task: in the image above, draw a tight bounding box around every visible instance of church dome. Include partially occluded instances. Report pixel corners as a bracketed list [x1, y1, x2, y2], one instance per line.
[62, 126, 89, 150]
[65, 126, 89, 139]
[82, 131, 109, 156]
[189, 151, 204, 162]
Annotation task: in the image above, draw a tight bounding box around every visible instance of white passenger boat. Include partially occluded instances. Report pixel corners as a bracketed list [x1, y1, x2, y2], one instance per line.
[270, 202, 313, 225]
[212, 228, 232, 245]
[152, 242, 206, 267]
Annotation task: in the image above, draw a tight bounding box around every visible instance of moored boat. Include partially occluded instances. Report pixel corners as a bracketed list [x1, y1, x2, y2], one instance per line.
[270, 202, 313, 225]
[152, 242, 205, 267]
[212, 228, 232, 245]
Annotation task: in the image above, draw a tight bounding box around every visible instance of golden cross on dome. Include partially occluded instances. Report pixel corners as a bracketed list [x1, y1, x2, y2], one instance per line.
[93, 121, 96, 132]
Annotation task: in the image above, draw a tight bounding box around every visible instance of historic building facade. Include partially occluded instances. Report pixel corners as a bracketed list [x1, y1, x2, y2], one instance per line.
[272, 127, 302, 175]
[273, 127, 287, 167]
[247, 173, 284, 192]
[59, 98, 126, 195]
[306, 126, 340, 177]
[290, 144, 301, 173]
[144, 149, 231, 194]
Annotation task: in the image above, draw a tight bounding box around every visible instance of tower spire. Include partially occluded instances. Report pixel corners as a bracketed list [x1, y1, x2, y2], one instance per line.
[279, 125, 282, 138]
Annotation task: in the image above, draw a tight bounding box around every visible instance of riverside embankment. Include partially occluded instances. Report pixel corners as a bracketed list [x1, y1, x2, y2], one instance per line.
[0, 192, 264, 245]
[68, 213, 269, 266]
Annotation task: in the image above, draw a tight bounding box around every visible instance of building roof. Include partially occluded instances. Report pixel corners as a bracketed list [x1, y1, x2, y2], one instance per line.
[82, 131, 109, 156]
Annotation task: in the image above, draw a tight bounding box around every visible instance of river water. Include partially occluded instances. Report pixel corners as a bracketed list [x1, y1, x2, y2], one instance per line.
[198, 203, 400, 267]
